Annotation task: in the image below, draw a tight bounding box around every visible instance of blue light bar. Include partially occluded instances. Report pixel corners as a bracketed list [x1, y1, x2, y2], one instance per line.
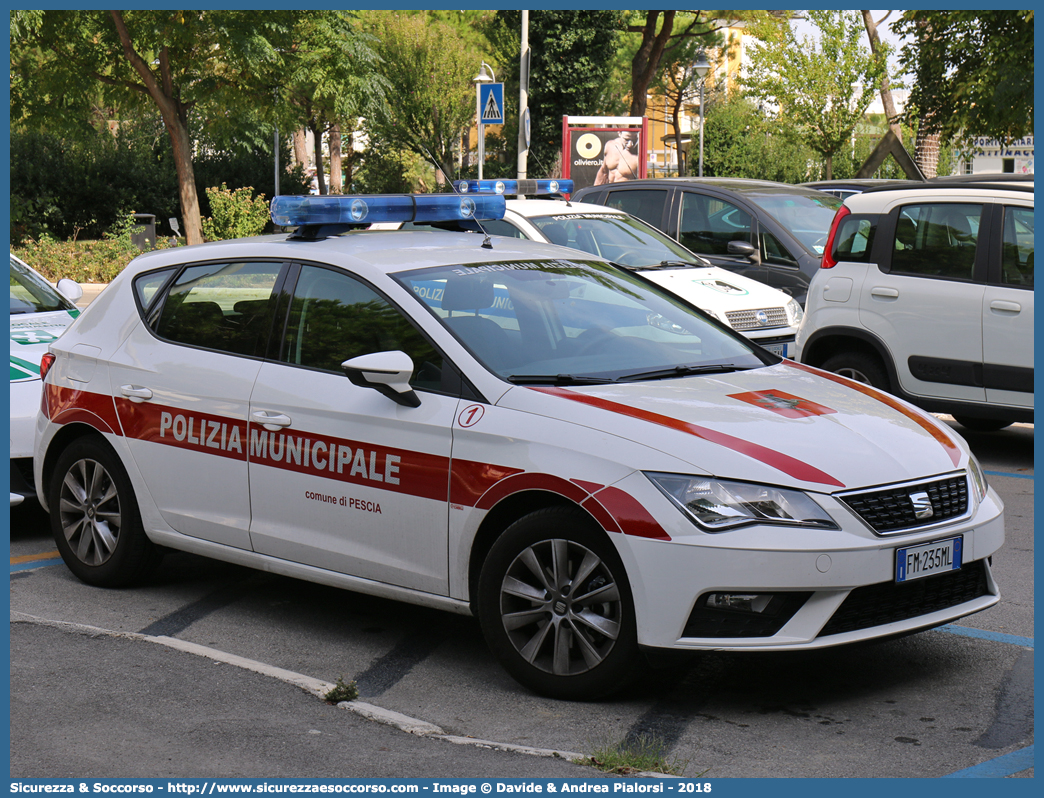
[270, 194, 506, 228]
[454, 179, 574, 196]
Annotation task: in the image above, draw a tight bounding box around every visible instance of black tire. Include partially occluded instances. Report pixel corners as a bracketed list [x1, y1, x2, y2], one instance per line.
[952, 416, 1014, 432]
[477, 506, 640, 700]
[821, 351, 889, 391]
[49, 435, 162, 587]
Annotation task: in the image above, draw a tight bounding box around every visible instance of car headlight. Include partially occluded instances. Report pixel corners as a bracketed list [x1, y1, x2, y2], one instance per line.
[646, 473, 839, 532]
[785, 298, 804, 327]
[967, 456, 989, 502]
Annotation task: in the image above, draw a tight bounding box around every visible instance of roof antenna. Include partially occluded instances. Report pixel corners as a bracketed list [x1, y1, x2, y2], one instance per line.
[419, 143, 495, 249]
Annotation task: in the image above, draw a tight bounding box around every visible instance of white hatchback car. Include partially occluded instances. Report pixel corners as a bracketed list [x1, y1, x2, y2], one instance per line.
[36, 193, 1003, 699]
[796, 175, 1033, 431]
[10, 253, 83, 505]
[396, 180, 804, 358]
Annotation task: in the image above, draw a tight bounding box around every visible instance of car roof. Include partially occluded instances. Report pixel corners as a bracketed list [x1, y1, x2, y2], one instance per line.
[504, 198, 629, 218]
[576, 177, 832, 199]
[118, 229, 604, 279]
[841, 179, 1035, 212]
[801, 179, 915, 190]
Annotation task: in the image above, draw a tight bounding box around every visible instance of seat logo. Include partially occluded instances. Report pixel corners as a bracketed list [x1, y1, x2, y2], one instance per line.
[909, 491, 934, 520]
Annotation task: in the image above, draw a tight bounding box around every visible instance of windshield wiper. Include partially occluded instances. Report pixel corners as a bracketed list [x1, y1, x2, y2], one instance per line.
[618, 363, 755, 382]
[656, 260, 710, 269]
[507, 374, 615, 385]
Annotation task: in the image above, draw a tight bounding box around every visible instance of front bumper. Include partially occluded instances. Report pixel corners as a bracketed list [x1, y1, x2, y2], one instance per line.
[618, 486, 1005, 652]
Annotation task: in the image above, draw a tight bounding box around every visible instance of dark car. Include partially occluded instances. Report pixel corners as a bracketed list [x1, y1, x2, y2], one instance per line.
[801, 178, 917, 200]
[573, 178, 844, 305]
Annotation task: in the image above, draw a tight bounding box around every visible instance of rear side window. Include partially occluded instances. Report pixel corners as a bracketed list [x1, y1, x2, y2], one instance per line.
[890, 203, 983, 280]
[151, 261, 283, 357]
[831, 214, 876, 263]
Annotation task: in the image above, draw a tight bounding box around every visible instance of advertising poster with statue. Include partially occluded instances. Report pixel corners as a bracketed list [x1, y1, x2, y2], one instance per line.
[561, 116, 648, 192]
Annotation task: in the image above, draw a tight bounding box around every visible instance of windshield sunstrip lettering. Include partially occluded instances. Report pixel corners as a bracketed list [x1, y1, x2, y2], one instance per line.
[452, 259, 592, 275]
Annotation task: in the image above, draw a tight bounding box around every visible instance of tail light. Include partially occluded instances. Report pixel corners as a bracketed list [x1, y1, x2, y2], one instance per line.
[39, 352, 56, 382]
[820, 205, 850, 269]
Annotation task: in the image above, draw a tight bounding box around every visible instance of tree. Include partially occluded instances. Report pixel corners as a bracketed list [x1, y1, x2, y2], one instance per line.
[894, 11, 1034, 145]
[702, 91, 817, 183]
[362, 12, 483, 182]
[622, 10, 773, 118]
[861, 10, 902, 140]
[742, 10, 889, 179]
[11, 10, 301, 245]
[278, 13, 387, 195]
[489, 10, 622, 177]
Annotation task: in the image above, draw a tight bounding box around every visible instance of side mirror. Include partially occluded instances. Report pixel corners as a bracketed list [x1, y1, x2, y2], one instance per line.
[341, 351, 421, 408]
[56, 278, 84, 304]
[727, 240, 761, 264]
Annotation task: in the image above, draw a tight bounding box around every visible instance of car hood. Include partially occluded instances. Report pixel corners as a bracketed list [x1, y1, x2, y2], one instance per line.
[10, 309, 79, 383]
[638, 265, 791, 312]
[497, 361, 966, 493]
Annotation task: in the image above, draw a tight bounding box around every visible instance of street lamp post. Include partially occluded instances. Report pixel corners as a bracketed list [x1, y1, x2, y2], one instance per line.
[694, 51, 710, 178]
[473, 62, 495, 179]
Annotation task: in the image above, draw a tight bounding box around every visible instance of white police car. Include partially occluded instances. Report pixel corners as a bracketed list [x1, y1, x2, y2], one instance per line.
[394, 179, 803, 357]
[10, 253, 83, 506]
[35, 193, 1003, 699]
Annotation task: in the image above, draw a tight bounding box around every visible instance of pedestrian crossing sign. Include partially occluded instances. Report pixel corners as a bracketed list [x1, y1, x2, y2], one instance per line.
[479, 83, 505, 126]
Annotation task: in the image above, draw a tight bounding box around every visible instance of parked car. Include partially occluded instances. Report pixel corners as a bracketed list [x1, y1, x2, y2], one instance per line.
[392, 184, 803, 358]
[801, 179, 916, 200]
[35, 193, 1003, 699]
[10, 253, 82, 505]
[795, 176, 1033, 431]
[573, 178, 844, 306]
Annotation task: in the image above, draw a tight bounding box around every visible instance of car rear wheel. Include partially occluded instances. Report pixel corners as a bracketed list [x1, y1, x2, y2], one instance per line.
[821, 351, 889, 391]
[952, 416, 1014, 432]
[50, 435, 162, 587]
[477, 506, 640, 700]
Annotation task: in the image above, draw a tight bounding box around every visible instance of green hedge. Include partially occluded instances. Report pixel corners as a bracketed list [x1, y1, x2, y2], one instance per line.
[11, 234, 172, 284]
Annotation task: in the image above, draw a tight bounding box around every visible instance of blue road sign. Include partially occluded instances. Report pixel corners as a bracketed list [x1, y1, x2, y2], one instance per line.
[479, 83, 505, 125]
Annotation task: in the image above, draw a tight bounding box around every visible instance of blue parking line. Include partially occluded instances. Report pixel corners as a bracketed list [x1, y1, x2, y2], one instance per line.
[984, 470, 1034, 480]
[937, 624, 1034, 648]
[942, 744, 1035, 778]
[10, 558, 65, 573]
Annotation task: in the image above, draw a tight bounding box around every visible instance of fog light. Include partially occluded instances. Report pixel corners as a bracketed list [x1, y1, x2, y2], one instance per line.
[705, 592, 775, 613]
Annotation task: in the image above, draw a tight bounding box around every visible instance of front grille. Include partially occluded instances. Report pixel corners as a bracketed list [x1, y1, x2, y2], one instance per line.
[818, 559, 989, 638]
[841, 475, 969, 534]
[725, 306, 788, 331]
[683, 592, 812, 638]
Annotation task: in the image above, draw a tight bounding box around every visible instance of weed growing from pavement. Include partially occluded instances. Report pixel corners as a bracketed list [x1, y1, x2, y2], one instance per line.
[578, 733, 689, 776]
[324, 677, 359, 703]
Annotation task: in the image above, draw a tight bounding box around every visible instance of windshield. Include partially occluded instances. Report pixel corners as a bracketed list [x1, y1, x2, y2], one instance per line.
[529, 212, 711, 269]
[394, 258, 769, 384]
[749, 191, 843, 255]
[10, 255, 75, 315]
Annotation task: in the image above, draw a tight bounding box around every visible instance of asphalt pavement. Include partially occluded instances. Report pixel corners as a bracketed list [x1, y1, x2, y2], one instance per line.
[10, 621, 604, 779]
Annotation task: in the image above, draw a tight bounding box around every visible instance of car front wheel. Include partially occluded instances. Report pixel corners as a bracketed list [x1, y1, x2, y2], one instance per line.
[478, 506, 640, 700]
[50, 435, 162, 587]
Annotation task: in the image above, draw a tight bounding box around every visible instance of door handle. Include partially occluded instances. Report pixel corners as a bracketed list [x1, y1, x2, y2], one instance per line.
[989, 300, 1022, 314]
[251, 411, 292, 431]
[119, 385, 153, 403]
[870, 287, 900, 299]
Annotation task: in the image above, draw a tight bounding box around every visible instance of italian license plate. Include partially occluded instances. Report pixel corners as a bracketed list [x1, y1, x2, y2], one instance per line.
[764, 342, 788, 357]
[895, 536, 963, 583]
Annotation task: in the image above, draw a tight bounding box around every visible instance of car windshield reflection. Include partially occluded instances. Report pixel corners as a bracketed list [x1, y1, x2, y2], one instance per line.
[395, 258, 769, 381]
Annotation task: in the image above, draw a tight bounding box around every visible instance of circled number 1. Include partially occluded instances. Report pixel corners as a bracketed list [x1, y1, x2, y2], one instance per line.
[458, 404, 485, 428]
